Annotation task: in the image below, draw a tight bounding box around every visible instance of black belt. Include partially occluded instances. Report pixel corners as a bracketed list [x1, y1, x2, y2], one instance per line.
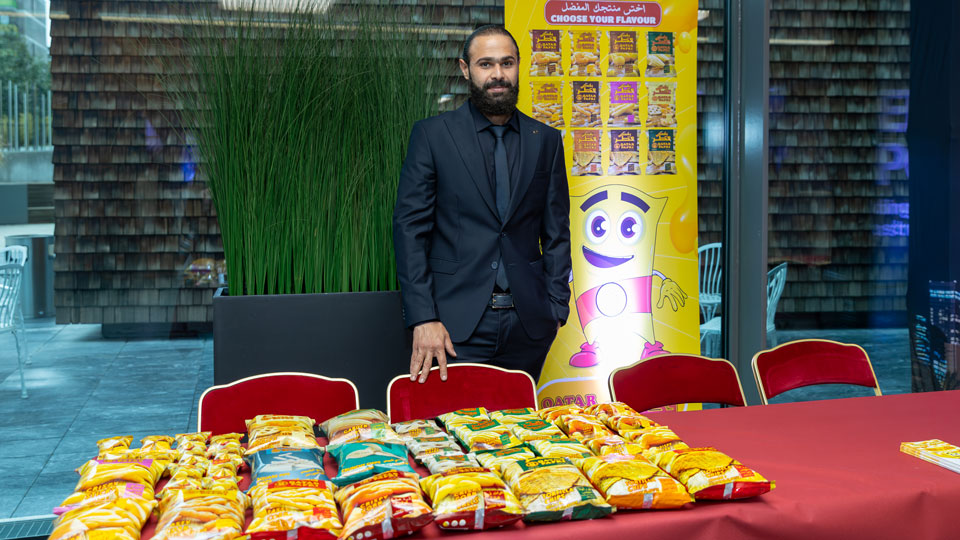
[489, 293, 514, 309]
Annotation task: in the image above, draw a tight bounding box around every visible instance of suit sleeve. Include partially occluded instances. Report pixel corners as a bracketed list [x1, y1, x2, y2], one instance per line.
[541, 130, 572, 325]
[393, 121, 439, 327]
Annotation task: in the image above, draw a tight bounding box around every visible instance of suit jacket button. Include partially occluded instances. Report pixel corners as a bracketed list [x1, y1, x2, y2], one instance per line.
[491, 261, 499, 269]
[500, 232, 507, 238]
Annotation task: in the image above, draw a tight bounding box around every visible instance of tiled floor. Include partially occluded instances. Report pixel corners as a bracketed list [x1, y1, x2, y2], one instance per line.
[0, 319, 909, 518]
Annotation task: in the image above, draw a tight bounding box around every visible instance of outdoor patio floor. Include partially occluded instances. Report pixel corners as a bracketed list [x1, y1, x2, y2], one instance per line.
[0, 318, 911, 518]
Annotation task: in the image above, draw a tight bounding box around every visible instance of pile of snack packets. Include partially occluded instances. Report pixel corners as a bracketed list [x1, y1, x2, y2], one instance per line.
[48, 402, 774, 540]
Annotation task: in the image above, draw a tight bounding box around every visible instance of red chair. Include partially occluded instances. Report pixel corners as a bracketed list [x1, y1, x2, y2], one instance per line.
[751, 339, 881, 405]
[198, 372, 359, 434]
[387, 363, 537, 422]
[609, 353, 747, 412]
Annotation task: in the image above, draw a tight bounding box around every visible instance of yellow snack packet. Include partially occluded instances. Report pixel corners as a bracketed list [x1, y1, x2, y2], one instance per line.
[580, 454, 692, 509]
[655, 447, 775, 500]
[421, 467, 523, 530]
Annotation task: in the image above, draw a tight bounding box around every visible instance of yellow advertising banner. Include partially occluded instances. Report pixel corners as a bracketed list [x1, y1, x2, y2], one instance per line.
[505, 1, 700, 409]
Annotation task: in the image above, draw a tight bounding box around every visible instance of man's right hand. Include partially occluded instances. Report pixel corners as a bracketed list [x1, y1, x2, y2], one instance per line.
[410, 321, 457, 383]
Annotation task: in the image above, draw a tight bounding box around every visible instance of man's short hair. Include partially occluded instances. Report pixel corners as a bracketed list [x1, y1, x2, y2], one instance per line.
[462, 25, 520, 65]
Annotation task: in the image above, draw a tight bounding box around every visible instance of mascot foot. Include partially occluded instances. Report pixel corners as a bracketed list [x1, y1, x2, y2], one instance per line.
[642, 341, 668, 358]
[570, 342, 600, 367]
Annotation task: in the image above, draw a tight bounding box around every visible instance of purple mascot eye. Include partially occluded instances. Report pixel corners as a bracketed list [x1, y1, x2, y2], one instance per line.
[592, 216, 607, 237]
[621, 216, 638, 238]
[617, 211, 643, 245]
[585, 209, 610, 243]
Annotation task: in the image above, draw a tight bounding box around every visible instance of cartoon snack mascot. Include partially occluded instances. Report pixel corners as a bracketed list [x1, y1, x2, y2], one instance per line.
[568, 185, 688, 367]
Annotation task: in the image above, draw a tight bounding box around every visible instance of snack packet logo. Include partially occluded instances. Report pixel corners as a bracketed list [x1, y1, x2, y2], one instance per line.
[574, 82, 599, 103]
[574, 131, 600, 151]
[650, 130, 674, 150]
[533, 30, 561, 51]
[650, 32, 674, 54]
[536, 83, 561, 102]
[612, 131, 638, 152]
[574, 32, 597, 50]
[611, 31, 637, 53]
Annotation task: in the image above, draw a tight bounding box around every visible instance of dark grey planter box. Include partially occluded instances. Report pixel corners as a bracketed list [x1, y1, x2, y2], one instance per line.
[213, 288, 412, 411]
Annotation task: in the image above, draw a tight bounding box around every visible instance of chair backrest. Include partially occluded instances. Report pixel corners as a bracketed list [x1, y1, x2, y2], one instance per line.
[751, 339, 882, 404]
[1, 246, 27, 266]
[0, 264, 23, 330]
[766, 263, 788, 333]
[697, 243, 722, 319]
[609, 353, 747, 412]
[387, 363, 537, 422]
[198, 372, 359, 434]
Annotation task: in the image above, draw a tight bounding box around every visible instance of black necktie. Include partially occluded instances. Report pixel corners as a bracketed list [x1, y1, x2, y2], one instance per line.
[490, 125, 510, 291]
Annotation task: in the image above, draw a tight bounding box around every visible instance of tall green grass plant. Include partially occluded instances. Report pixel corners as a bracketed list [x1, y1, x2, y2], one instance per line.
[163, 1, 446, 295]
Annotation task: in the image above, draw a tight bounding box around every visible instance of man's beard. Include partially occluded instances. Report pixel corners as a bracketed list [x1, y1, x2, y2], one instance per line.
[469, 76, 519, 116]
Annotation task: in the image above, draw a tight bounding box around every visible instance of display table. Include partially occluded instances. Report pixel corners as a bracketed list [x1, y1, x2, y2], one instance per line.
[138, 390, 960, 540]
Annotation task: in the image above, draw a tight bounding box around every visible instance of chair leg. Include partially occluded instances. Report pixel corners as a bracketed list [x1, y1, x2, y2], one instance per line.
[17, 311, 30, 365]
[13, 328, 27, 398]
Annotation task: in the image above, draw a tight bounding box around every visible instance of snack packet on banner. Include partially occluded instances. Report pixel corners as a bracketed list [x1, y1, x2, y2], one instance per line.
[452, 419, 523, 453]
[153, 488, 248, 540]
[75, 459, 165, 492]
[97, 436, 133, 458]
[329, 441, 415, 487]
[645, 31, 676, 77]
[511, 419, 565, 442]
[531, 438, 594, 462]
[476, 446, 538, 474]
[607, 30, 640, 77]
[501, 457, 613, 521]
[655, 447, 774, 500]
[424, 453, 481, 475]
[248, 447, 329, 487]
[49, 490, 156, 540]
[420, 467, 523, 530]
[530, 29, 563, 76]
[406, 434, 464, 463]
[322, 410, 396, 446]
[569, 30, 601, 76]
[392, 419, 443, 439]
[580, 454, 692, 509]
[621, 426, 689, 458]
[440, 408, 489, 430]
[489, 408, 540, 425]
[558, 414, 615, 441]
[531, 81, 564, 128]
[336, 471, 434, 540]
[247, 478, 342, 538]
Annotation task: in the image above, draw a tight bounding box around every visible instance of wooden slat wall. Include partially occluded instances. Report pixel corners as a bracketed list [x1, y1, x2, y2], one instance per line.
[50, 0, 908, 326]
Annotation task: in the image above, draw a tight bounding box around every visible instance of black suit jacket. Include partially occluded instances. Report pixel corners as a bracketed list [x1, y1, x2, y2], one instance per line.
[393, 102, 572, 342]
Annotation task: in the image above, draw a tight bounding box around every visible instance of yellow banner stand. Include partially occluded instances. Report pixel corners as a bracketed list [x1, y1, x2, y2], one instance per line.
[505, 1, 700, 409]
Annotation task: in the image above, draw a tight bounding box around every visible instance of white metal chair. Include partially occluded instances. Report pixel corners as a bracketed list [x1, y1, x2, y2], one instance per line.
[698, 243, 722, 323]
[766, 262, 788, 347]
[1, 246, 29, 367]
[700, 262, 789, 358]
[0, 263, 28, 398]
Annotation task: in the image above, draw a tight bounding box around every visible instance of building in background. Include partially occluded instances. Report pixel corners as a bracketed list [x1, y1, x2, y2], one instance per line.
[0, 0, 49, 57]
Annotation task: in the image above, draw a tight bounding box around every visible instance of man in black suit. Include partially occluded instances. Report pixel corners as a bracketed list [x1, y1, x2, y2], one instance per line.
[393, 25, 572, 384]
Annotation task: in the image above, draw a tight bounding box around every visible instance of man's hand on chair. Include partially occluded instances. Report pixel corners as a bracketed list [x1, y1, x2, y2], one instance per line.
[410, 321, 456, 383]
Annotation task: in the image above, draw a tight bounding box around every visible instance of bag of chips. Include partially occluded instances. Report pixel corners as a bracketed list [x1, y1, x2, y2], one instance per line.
[500, 457, 613, 521]
[558, 414, 615, 441]
[335, 471, 434, 540]
[392, 419, 443, 439]
[569, 30, 601, 77]
[580, 454, 692, 509]
[583, 435, 644, 457]
[583, 402, 639, 420]
[531, 438, 594, 462]
[604, 414, 659, 434]
[452, 419, 524, 453]
[322, 409, 394, 446]
[645, 31, 676, 77]
[49, 489, 156, 540]
[248, 447, 329, 487]
[153, 488, 248, 540]
[245, 416, 320, 455]
[420, 467, 523, 530]
[489, 408, 539, 425]
[476, 446, 538, 474]
[55, 482, 155, 515]
[607, 30, 640, 77]
[140, 435, 175, 453]
[621, 426, 689, 458]
[160, 465, 205, 496]
[424, 453, 481, 475]
[405, 434, 463, 463]
[329, 441, 414, 487]
[247, 478, 342, 537]
[97, 436, 133, 458]
[440, 408, 489, 430]
[75, 459, 165, 492]
[511, 419, 565, 442]
[538, 404, 582, 423]
[655, 447, 775, 500]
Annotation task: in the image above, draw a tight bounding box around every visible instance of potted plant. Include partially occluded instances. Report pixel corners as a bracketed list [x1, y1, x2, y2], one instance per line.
[162, 1, 447, 409]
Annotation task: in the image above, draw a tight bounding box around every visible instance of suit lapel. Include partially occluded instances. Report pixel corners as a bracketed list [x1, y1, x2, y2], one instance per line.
[505, 111, 542, 224]
[444, 103, 498, 219]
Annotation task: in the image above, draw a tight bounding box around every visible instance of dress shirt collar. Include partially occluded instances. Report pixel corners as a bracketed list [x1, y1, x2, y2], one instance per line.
[468, 99, 520, 134]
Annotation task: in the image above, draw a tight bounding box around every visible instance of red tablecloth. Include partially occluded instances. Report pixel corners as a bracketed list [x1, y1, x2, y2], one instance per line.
[143, 390, 960, 540]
